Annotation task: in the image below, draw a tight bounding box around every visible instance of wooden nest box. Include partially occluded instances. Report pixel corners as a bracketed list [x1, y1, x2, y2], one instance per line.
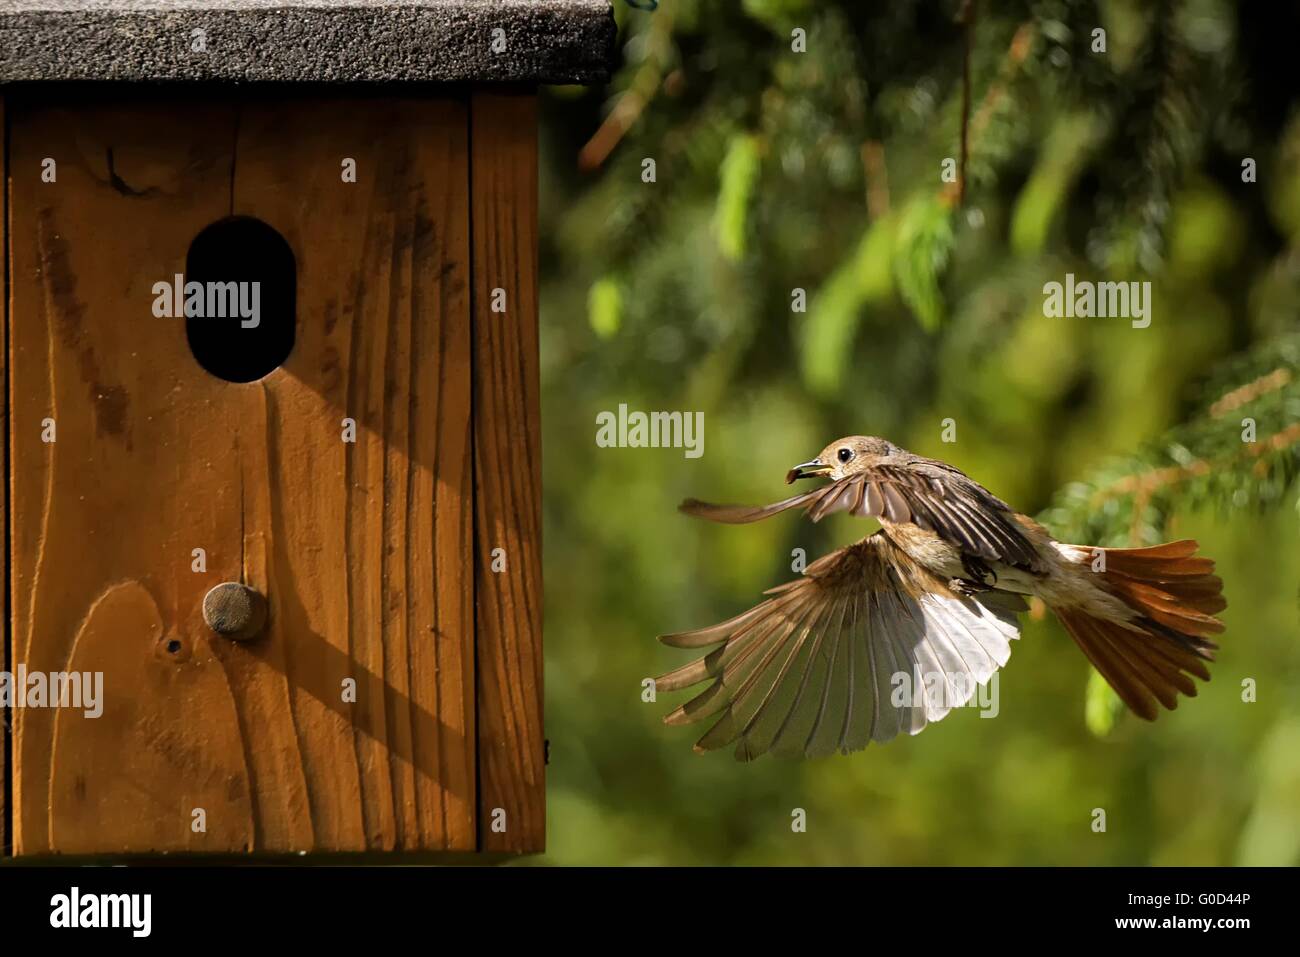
[0, 0, 615, 858]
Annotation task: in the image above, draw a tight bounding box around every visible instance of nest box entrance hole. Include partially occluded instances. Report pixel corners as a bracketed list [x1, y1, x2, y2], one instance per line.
[184, 216, 296, 382]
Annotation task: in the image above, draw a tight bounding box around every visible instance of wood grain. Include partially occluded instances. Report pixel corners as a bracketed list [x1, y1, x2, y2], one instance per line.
[471, 91, 545, 853]
[7, 93, 475, 854]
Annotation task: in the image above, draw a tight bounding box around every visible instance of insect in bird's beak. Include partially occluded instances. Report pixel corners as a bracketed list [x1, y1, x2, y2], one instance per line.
[785, 459, 833, 484]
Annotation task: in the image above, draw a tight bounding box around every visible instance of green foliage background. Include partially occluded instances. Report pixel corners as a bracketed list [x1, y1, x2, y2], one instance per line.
[533, 0, 1300, 865]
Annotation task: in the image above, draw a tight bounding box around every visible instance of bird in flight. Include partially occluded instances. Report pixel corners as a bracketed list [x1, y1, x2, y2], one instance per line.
[658, 436, 1225, 760]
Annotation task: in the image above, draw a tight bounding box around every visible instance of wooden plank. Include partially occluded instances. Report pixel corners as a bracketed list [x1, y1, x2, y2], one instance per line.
[8, 93, 474, 854]
[226, 97, 475, 852]
[471, 91, 545, 853]
[8, 96, 242, 855]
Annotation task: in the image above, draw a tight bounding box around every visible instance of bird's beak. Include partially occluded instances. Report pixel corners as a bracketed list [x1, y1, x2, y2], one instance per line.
[785, 459, 832, 484]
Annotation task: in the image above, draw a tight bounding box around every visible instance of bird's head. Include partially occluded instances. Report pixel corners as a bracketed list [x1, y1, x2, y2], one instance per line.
[785, 435, 901, 484]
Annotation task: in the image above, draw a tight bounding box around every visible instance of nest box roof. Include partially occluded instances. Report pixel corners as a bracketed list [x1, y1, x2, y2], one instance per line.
[0, 0, 618, 84]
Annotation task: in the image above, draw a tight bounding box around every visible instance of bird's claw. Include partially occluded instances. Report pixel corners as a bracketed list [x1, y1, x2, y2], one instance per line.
[961, 554, 998, 586]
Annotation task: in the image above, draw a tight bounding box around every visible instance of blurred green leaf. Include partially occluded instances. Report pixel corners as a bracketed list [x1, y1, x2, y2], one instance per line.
[588, 277, 624, 340]
[715, 134, 762, 262]
[798, 213, 894, 395]
[1085, 668, 1123, 738]
[893, 196, 953, 332]
[741, 0, 812, 32]
[1011, 112, 1101, 255]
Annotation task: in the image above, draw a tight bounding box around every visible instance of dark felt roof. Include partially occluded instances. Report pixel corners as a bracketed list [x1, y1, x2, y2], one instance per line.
[0, 0, 617, 84]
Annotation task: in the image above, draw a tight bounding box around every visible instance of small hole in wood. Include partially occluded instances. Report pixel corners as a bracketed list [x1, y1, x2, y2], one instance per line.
[166, 639, 182, 654]
[185, 216, 296, 382]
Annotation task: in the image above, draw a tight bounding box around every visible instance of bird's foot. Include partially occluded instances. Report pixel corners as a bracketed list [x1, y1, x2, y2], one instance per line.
[949, 577, 992, 596]
[961, 554, 998, 586]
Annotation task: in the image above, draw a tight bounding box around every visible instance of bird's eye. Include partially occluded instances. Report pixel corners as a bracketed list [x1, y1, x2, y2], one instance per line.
[837, 447, 853, 464]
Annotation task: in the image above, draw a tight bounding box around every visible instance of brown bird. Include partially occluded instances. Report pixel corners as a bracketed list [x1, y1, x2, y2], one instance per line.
[658, 436, 1226, 760]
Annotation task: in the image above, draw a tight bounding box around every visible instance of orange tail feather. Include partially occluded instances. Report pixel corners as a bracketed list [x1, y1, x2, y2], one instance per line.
[1055, 540, 1224, 721]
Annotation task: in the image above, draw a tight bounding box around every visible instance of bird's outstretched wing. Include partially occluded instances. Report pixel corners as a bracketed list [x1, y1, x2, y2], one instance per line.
[681, 462, 1043, 571]
[656, 533, 1025, 760]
